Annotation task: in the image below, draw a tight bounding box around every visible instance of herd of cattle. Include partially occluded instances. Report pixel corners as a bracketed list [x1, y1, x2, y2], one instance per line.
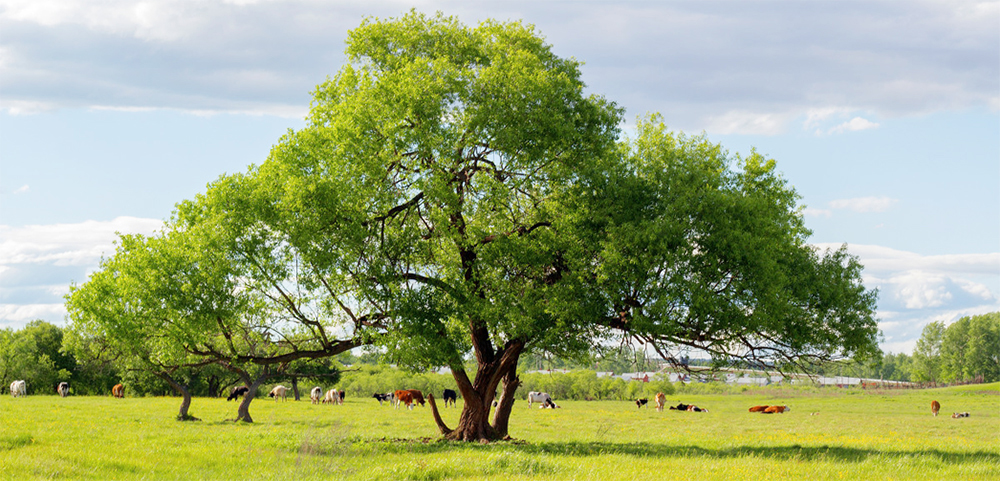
[6, 380, 971, 419]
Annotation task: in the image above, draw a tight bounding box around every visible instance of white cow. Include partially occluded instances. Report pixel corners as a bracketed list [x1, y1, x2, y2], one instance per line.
[323, 388, 343, 405]
[310, 386, 323, 404]
[57, 382, 69, 397]
[10, 380, 26, 397]
[527, 391, 559, 408]
[268, 385, 289, 401]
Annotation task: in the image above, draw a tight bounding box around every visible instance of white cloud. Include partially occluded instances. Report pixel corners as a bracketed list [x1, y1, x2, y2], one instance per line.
[2, 1, 994, 124]
[703, 110, 791, 135]
[827, 116, 880, 135]
[812, 242, 1000, 353]
[801, 207, 833, 218]
[0, 216, 164, 266]
[12, 185, 29, 194]
[0, 303, 67, 326]
[828, 196, 899, 213]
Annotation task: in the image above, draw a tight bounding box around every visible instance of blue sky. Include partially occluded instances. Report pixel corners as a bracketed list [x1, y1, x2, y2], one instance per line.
[1, 0, 997, 354]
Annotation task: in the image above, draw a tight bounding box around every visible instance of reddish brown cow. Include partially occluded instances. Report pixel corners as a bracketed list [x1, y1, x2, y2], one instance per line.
[748, 405, 770, 412]
[931, 400, 941, 416]
[112, 384, 124, 398]
[394, 389, 425, 410]
[763, 405, 790, 414]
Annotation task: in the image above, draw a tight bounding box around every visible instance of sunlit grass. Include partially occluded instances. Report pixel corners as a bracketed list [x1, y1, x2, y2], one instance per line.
[1, 384, 996, 479]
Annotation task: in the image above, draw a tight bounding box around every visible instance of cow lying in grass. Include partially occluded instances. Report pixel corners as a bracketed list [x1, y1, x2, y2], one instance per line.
[952, 412, 970, 418]
[749, 405, 789, 413]
[669, 403, 708, 412]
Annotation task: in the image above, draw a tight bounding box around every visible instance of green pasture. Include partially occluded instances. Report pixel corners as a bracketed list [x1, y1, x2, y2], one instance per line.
[1, 384, 997, 480]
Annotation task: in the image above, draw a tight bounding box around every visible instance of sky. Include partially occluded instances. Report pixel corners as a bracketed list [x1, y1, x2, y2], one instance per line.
[1, 0, 997, 355]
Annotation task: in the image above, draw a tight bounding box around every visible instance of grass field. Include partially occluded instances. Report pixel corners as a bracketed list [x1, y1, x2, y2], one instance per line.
[1, 383, 997, 480]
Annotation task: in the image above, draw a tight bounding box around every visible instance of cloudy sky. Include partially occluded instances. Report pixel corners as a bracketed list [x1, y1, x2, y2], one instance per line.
[1, 0, 997, 354]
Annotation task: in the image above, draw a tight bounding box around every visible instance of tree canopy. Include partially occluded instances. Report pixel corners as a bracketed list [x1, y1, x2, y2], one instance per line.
[65, 11, 881, 440]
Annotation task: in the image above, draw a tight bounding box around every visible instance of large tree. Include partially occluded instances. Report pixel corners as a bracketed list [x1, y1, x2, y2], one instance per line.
[247, 12, 878, 441]
[67, 11, 880, 440]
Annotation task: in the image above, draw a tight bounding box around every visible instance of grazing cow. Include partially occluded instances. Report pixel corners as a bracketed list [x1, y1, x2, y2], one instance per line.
[527, 391, 558, 408]
[635, 398, 648, 408]
[541, 397, 559, 409]
[393, 389, 412, 409]
[57, 382, 69, 397]
[763, 405, 789, 414]
[951, 412, 970, 418]
[393, 389, 425, 410]
[268, 385, 289, 401]
[748, 405, 770, 413]
[372, 392, 393, 406]
[323, 389, 343, 405]
[10, 380, 26, 398]
[442, 389, 457, 407]
[655, 392, 666, 412]
[310, 386, 323, 404]
[112, 384, 124, 398]
[228, 386, 250, 401]
[931, 400, 941, 416]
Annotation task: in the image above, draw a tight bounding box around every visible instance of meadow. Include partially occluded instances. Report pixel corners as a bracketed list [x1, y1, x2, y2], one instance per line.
[1, 383, 997, 480]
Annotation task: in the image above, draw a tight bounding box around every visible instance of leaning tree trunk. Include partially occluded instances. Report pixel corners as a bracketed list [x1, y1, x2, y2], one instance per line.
[491, 365, 521, 439]
[156, 372, 199, 421]
[235, 372, 271, 423]
[291, 377, 301, 401]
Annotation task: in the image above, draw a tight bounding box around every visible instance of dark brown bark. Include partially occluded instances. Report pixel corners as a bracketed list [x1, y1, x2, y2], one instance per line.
[438, 340, 524, 442]
[291, 377, 300, 401]
[491, 365, 521, 439]
[427, 394, 452, 436]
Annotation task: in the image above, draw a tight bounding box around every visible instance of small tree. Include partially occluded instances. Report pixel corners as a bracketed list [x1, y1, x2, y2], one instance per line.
[66, 187, 369, 421]
[912, 321, 946, 383]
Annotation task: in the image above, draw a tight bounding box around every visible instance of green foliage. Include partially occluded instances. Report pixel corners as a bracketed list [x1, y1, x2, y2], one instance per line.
[931, 313, 1000, 383]
[337, 365, 457, 399]
[516, 370, 675, 401]
[561, 116, 881, 370]
[913, 321, 946, 382]
[0, 322, 74, 395]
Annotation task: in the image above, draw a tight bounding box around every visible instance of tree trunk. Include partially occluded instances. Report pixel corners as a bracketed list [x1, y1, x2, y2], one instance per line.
[438, 341, 524, 442]
[235, 372, 270, 423]
[156, 371, 199, 421]
[491, 366, 521, 439]
[291, 377, 300, 401]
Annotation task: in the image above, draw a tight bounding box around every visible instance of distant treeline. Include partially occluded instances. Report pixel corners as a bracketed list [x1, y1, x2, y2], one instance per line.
[3, 312, 996, 397]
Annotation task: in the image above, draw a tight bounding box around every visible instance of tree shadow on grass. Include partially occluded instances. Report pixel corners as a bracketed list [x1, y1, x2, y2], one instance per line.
[333, 438, 999, 466]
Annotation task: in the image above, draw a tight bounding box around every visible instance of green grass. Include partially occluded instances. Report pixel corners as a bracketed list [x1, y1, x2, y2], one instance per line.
[1, 384, 997, 480]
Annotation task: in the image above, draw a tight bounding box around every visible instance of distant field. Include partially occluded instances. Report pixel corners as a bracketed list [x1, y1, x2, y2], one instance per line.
[1, 383, 997, 480]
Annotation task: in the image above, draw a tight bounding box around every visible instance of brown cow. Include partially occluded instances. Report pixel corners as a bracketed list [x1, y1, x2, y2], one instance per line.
[393, 389, 425, 410]
[763, 405, 790, 414]
[655, 392, 666, 412]
[749, 405, 770, 412]
[112, 384, 124, 398]
[931, 400, 941, 416]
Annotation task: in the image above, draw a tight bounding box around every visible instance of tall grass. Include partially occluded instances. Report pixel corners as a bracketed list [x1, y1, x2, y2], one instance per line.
[0, 383, 996, 480]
